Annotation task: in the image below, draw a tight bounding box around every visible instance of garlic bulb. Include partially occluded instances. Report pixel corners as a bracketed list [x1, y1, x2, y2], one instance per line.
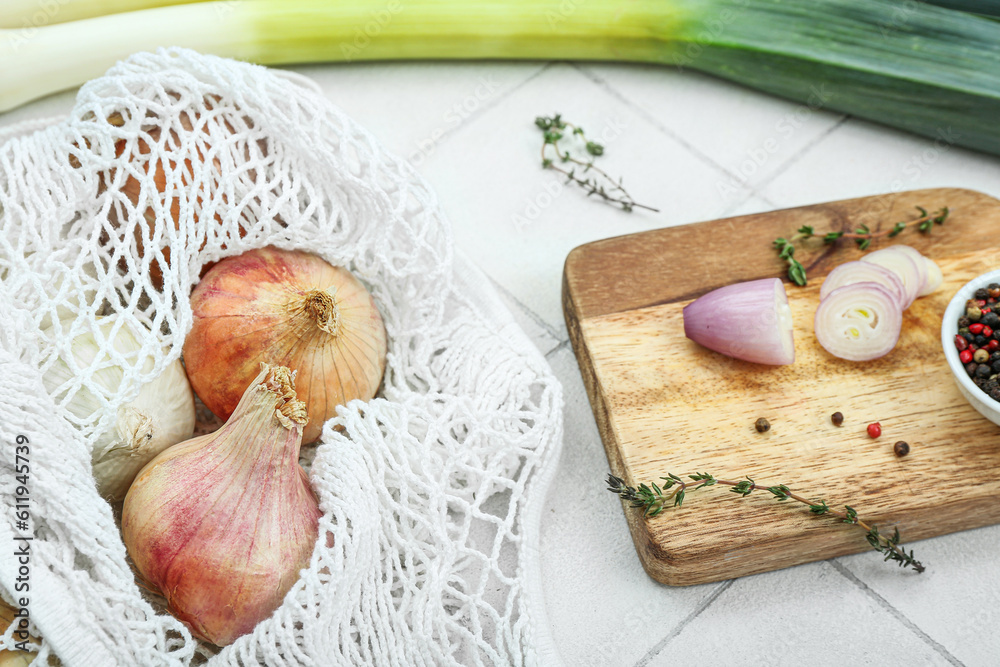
[122, 364, 321, 646]
[183, 246, 387, 443]
[42, 317, 195, 500]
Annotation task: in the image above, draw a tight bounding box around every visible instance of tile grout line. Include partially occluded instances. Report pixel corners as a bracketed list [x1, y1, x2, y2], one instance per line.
[719, 189, 772, 219]
[632, 580, 734, 667]
[571, 63, 770, 206]
[751, 115, 850, 197]
[829, 560, 965, 667]
[544, 339, 570, 359]
[486, 274, 566, 343]
[421, 62, 557, 154]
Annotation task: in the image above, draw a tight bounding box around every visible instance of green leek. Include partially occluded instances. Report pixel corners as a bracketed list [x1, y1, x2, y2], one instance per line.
[2, 0, 1000, 156]
[920, 1, 1000, 18]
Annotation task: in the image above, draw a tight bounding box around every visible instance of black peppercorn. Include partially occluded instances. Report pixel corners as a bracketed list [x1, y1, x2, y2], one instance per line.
[831, 411, 844, 426]
[991, 388, 1000, 402]
[992, 360, 1000, 375]
[983, 312, 1000, 328]
[976, 335, 989, 346]
[976, 288, 990, 300]
[967, 361, 980, 377]
[959, 315, 972, 328]
[893, 441, 910, 457]
[976, 364, 993, 379]
[755, 417, 770, 433]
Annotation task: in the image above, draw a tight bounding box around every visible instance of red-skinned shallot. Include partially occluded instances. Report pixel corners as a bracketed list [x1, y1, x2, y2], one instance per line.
[183, 246, 387, 443]
[122, 364, 321, 646]
[682, 278, 795, 365]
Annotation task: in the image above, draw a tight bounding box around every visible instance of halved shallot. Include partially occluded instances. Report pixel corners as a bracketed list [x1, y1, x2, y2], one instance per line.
[814, 282, 902, 361]
[683, 278, 795, 365]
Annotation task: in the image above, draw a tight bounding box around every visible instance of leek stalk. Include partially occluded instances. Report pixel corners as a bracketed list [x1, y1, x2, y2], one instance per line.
[2, 0, 1000, 156]
[920, 1, 1000, 18]
[0, 0, 206, 29]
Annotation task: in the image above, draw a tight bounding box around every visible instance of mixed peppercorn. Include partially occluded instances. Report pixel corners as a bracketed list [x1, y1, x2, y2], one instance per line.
[954, 283, 1000, 401]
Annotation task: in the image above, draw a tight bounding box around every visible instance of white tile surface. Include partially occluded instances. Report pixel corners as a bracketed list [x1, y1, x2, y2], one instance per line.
[582, 64, 847, 194]
[837, 524, 1000, 666]
[491, 277, 563, 357]
[417, 63, 753, 333]
[540, 347, 719, 667]
[761, 116, 1000, 206]
[644, 562, 956, 666]
[286, 61, 547, 167]
[5, 50, 999, 667]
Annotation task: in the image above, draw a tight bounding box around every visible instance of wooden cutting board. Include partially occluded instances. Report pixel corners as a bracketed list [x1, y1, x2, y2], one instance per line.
[563, 188, 1000, 586]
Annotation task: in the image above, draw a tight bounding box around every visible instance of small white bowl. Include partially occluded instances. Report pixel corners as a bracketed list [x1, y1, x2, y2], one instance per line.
[942, 268, 1000, 427]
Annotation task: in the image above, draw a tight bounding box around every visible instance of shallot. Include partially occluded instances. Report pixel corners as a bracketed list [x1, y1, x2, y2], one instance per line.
[860, 247, 922, 308]
[122, 364, 321, 646]
[682, 278, 795, 365]
[814, 282, 902, 361]
[183, 246, 387, 443]
[815, 245, 942, 361]
[819, 261, 906, 311]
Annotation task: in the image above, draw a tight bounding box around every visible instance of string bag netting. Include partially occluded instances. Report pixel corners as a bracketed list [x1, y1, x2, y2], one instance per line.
[0, 48, 564, 666]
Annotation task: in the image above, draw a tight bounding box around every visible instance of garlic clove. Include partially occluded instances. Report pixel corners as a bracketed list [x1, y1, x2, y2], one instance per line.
[122, 363, 321, 646]
[42, 317, 195, 500]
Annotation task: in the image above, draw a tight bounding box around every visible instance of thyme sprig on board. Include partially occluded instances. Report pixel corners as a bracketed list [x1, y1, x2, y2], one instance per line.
[606, 472, 924, 573]
[773, 205, 949, 286]
[534, 114, 658, 213]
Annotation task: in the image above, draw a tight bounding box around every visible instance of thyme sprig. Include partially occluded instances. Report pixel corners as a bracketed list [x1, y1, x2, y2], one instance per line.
[606, 472, 924, 573]
[534, 114, 658, 213]
[773, 205, 949, 286]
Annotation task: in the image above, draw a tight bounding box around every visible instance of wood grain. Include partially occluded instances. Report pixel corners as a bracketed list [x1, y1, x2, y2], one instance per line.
[563, 188, 1000, 586]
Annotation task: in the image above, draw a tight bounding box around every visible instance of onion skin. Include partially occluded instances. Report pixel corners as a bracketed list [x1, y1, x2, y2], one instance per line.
[682, 278, 795, 365]
[122, 364, 321, 646]
[184, 246, 387, 443]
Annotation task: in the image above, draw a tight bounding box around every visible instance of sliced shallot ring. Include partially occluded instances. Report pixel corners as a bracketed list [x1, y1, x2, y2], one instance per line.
[860, 248, 922, 309]
[819, 261, 907, 311]
[884, 245, 936, 296]
[683, 277, 795, 365]
[919, 256, 943, 296]
[814, 281, 902, 362]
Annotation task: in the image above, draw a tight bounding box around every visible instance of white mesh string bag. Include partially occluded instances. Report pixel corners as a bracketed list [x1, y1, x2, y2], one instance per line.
[0, 48, 564, 666]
